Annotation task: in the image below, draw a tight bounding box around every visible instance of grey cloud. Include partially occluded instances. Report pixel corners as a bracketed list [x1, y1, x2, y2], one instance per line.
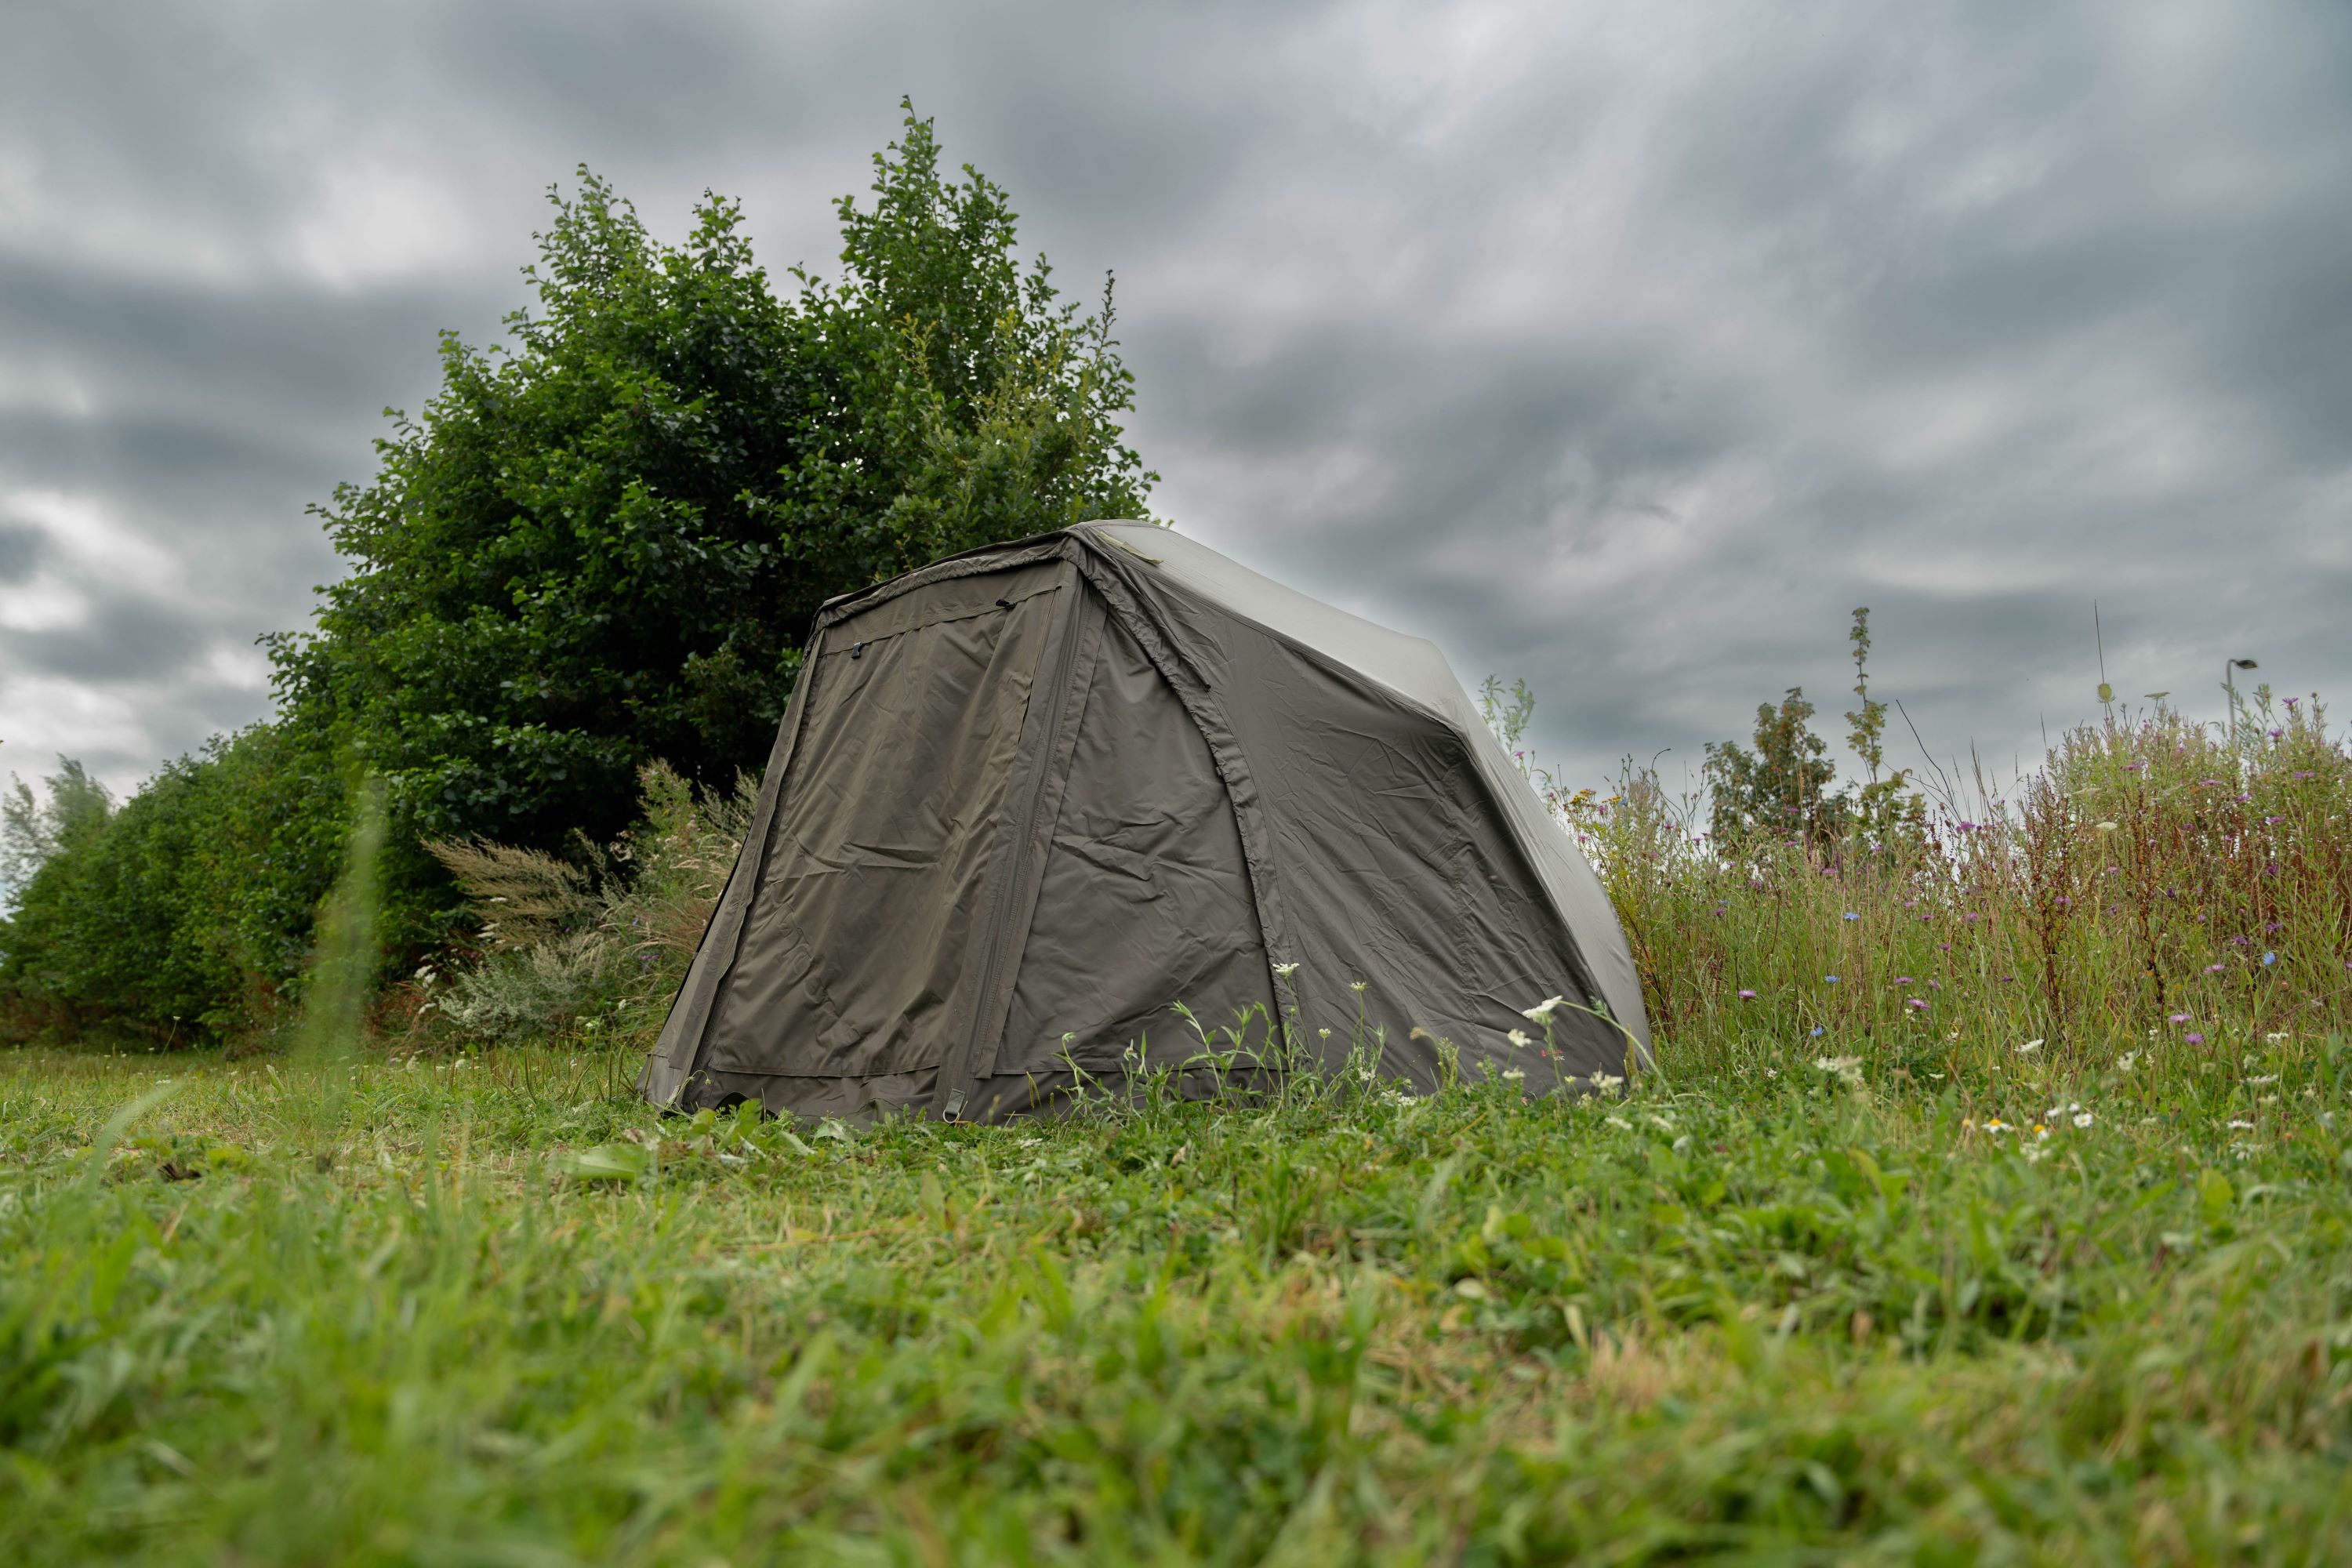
[2, 0, 2348, 803]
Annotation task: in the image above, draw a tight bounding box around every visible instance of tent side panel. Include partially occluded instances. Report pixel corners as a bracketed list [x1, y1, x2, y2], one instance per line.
[688, 564, 1065, 1101]
[982, 615, 1276, 1110]
[1107, 570, 1625, 1090]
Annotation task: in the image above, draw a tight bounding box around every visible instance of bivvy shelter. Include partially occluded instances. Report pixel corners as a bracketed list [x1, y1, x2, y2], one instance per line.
[640, 522, 1650, 1123]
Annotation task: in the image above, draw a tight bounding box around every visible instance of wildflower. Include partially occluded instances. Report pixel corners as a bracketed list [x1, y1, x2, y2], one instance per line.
[2247, 1074, 2278, 1086]
[2168, 1013, 2190, 1025]
[2227, 1119, 2255, 1131]
[1605, 1116, 1632, 1131]
[1589, 1071, 1625, 1095]
[2017, 1038, 2043, 1054]
[1984, 1119, 2010, 1134]
[2262, 952, 2276, 967]
[2033, 1123, 2050, 1140]
[1893, 976, 1915, 986]
[2021, 1142, 2049, 1164]
[1809, 1026, 1824, 1037]
[1906, 998, 1929, 1011]
[1824, 974, 1840, 985]
[1522, 996, 1567, 1022]
[1737, 989, 1758, 1000]
[1937, 942, 1951, 952]
[1317, 1028, 1331, 1040]
[2204, 963, 2225, 974]
[2094, 820, 2118, 833]
[1348, 980, 1369, 995]
[1506, 1029, 1532, 1049]
[2116, 1051, 2137, 1071]
[2263, 1031, 2289, 1044]
[2185, 1032, 2205, 1045]
[2074, 1111, 2093, 1128]
[1842, 911, 1860, 921]
[1273, 961, 1300, 978]
[1501, 1068, 1526, 1082]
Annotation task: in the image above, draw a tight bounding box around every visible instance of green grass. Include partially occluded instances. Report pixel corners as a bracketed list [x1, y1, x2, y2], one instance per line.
[7, 1033, 2352, 1565]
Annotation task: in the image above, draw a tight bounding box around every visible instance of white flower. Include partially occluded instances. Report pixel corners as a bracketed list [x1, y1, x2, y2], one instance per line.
[2115, 1052, 2137, 1071]
[2016, 1039, 2044, 1055]
[1522, 996, 1570, 1022]
[1501, 1068, 1526, 1081]
[2263, 1031, 2289, 1044]
[2227, 1119, 2255, 1131]
[1588, 1071, 1625, 1095]
[1506, 1029, 1533, 1049]
[2247, 1074, 2278, 1086]
[2021, 1143, 2049, 1164]
[2073, 1112, 2093, 1128]
[1984, 1119, 2010, 1134]
[1604, 1115, 1632, 1131]
[1272, 961, 1300, 978]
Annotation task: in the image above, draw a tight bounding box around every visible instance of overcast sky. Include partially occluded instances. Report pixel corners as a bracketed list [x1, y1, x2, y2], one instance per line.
[4, 0, 2347, 809]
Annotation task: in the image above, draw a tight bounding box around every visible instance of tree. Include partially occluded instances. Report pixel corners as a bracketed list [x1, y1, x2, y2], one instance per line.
[268, 103, 1156, 947]
[4, 104, 1161, 1042]
[1703, 608, 1919, 848]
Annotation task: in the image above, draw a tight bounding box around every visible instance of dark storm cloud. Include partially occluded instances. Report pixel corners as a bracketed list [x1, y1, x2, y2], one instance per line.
[3, 0, 2348, 802]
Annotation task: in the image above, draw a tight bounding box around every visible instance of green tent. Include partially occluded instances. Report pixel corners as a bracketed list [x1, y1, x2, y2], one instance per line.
[641, 523, 1649, 1122]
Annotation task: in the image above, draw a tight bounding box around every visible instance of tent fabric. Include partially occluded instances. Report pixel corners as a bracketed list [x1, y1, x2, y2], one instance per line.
[641, 522, 1650, 1123]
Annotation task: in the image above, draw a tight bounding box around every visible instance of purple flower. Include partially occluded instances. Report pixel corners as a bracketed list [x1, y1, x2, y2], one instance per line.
[2294, 771, 2314, 780]
[2186, 1032, 2205, 1045]
[2269, 729, 2283, 740]
[1936, 942, 1951, 952]
[2205, 963, 2226, 974]
[1824, 975, 1840, 984]
[1964, 913, 1980, 924]
[2169, 1012, 2190, 1023]
[1737, 989, 1758, 999]
[2264, 815, 2285, 825]
[2200, 779, 2224, 787]
[1906, 997, 1929, 1011]
[1893, 976, 1915, 985]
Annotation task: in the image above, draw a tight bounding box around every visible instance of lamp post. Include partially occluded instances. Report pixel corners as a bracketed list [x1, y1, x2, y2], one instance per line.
[2223, 656, 2258, 756]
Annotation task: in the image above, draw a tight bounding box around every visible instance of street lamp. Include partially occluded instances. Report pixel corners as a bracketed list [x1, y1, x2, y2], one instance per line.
[2223, 656, 2258, 755]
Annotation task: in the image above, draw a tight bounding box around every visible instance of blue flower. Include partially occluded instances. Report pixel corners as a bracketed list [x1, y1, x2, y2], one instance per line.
[1842, 912, 1860, 921]
[1824, 975, 1840, 984]
[2262, 951, 2277, 967]
[1809, 1026, 1824, 1037]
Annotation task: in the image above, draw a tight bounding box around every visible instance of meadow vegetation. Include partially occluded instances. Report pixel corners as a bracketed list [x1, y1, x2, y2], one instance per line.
[5, 677, 2349, 1562]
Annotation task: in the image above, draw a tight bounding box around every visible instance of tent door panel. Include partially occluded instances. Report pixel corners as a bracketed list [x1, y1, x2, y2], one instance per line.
[696, 575, 1062, 1081]
[985, 616, 1276, 1095]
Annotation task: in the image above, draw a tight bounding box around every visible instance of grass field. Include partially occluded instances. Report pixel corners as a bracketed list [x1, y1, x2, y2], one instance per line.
[5, 1024, 2350, 1564]
[7, 697, 2351, 1563]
